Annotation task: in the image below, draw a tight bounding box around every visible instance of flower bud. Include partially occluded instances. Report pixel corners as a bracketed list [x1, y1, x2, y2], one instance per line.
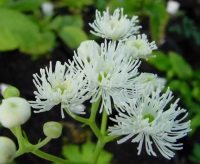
[0, 137, 16, 164]
[0, 97, 31, 128]
[77, 40, 100, 63]
[2, 86, 20, 98]
[43, 121, 62, 139]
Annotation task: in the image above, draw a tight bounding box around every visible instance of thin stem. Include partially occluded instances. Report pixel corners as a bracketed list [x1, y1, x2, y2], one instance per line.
[34, 137, 51, 149]
[89, 98, 101, 122]
[64, 109, 89, 124]
[92, 140, 105, 164]
[100, 109, 108, 135]
[32, 150, 69, 164]
[89, 122, 101, 138]
[15, 126, 24, 148]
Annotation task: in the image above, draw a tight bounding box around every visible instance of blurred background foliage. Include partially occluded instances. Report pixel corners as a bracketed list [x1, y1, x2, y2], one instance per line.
[0, 0, 200, 163]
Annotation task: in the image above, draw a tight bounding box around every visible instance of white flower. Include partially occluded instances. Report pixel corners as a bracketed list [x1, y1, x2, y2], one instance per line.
[125, 34, 157, 59]
[0, 97, 31, 128]
[134, 73, 166, 92]
[77, 40, 101, 64]
[167, 1, 180, 15]
[0, 137, 16, 164]
[74, 40, 141, 114]
[109, 89, 191, 159]
[89, 8, 141, 40]
[30, 61, 90, 118]
[41, 2, 54, 16]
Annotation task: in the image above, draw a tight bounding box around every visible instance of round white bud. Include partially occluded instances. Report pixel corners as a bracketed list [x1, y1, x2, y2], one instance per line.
[0, 97, 31, 128]
[77, 40, 100, 63]
[43, 121, 62, 139]
[0, 137, 16, 164]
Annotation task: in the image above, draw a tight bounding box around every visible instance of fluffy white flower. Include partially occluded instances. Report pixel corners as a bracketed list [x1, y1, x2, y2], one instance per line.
[30, 61, 90, 118]
[109, 89, 191, 159]
[89, 8, 141, 40]
[73, 40, 141, 114]
[0, 97, 31, 128]
[125, 34, 157, 59]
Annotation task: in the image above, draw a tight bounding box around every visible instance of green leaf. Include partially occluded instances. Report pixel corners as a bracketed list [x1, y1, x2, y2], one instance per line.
[60, 142, 112, 164]
[148, 51, 171, 71]
[169, 80, 192, 102]
[20, 31, 55, 57]
[190, 144, 200, 163]
[0, 28, 18, 51]
[49, 15, 84, 31]
[169, 52, 193, 79]
[144, 0, 169, 43]
[3, 0, 44, 11]
[191, 115, 200, 134]
[63, 0, 93, 9]
[0, 8, 54, 56]
[59, 26, 88, 49]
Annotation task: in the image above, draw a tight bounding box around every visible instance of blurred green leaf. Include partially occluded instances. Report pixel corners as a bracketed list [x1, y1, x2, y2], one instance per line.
[108, 0, 143, 15]
[59, 142, 112, 164]
[0, 28, 18, 51]
[148, 51, 171, 71]
[190, 144, 200, 163]
[63, 0, 93, 10]
[2, 0, 44, 11]
[144, 0, 169, 43]
[0, 8, 55, 56]
[20, 31, 55, 57]
[49, 15, 84, 31]
[191, 115, 200, 134]
[169, 80, 192, 101]
[169, 52, 193, 79]
[59, 26, 88, 49]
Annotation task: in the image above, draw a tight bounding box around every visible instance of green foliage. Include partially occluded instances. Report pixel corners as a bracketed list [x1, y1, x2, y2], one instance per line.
[169, 52, 193, 79]
[57, 141, 113, 164]
[59, 26, 88, 49]
[108, 0, 169, 43]
[169, 16, 200, 45]
[149, 51, 200, 134]
[190, 144, 200, 163]
[0, 8, 55, 57]
[143, 0, 169, 43]
[49, 15, 87, 49]
[1, 0, 44, 12]
[57, 0, 94, 13]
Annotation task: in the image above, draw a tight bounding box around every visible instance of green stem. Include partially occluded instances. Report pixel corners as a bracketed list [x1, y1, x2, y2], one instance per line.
[89, 98, 101, 122]
[32, 150, 70, 164]
[92, 109, 108, 164]
[15, 126, 24, 148]
[92, 140, 105, 164]
[34, 137, 51, 149]
[100, 109, 108, 135]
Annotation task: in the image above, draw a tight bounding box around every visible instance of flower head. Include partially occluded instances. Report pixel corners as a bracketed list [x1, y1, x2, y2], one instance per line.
[109, 89, 191, 159]
[30, 61, 90, 118]
[0, 97, 31, 128]
[74, 40, 141, 114]
[89, 8, 141, 40]
[125, 34, 157, 59]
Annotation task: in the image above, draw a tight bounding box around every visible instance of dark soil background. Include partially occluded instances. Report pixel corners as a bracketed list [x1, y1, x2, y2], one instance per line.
[0, 0, 200, 164]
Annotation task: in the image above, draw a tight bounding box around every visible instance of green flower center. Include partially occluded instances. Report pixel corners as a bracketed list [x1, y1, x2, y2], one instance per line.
[133, 40, 144, 49]
[143, 113, 155, 123]
[98, 72, 108, 82]
[54, 80, 72, 94]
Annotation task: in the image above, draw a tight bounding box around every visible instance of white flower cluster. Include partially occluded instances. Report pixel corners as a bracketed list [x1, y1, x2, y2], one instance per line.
[31, 8, 191, 159]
